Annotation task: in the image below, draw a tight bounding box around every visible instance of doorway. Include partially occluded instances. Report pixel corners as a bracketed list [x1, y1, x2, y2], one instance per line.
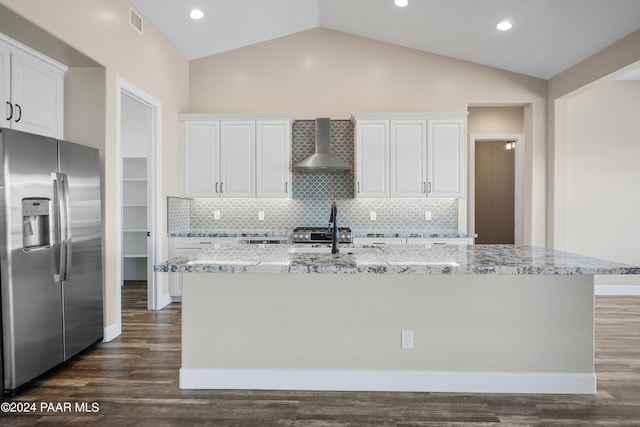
[469, 134, 524, 244]
[115, 76, 167, 325]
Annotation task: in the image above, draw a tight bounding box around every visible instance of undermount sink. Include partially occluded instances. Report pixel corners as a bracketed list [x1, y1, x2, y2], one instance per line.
[287, 245, 383, 255]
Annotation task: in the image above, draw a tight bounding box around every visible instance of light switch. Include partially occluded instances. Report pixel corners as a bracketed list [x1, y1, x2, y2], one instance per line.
[214, 211, 221, 220]
[425, 211, 432, 221]
[258, 211, 265, 221]
[370, 211, 377, 221]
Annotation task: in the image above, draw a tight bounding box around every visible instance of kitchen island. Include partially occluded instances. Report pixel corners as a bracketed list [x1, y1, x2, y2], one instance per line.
[155, 244, 640, 394]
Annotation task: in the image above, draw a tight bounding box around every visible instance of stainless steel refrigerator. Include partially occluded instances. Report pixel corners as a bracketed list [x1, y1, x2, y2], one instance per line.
[0, 128, 103, 396]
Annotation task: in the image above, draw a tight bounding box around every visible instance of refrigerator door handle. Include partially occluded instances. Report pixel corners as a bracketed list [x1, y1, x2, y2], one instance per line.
[52, 172, 64, 282]
[51, 173, 71, 282]
[60, 173, 72, 281]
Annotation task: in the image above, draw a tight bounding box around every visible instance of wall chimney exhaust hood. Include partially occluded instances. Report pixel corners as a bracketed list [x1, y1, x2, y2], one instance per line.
[294, 118, 351, 171]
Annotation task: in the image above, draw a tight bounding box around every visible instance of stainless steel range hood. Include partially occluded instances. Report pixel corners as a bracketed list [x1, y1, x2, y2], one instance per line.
[294, 118, 351, 171]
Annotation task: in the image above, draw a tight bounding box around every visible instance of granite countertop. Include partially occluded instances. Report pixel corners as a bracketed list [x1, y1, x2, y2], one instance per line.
[168, 230, 478, 239]
[169, 230, 292, 238]
[154, 243, 640, 275]
[356, 232, 478, 239]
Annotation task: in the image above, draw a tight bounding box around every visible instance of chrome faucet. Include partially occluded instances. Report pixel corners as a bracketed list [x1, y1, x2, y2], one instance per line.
[328, 201, 339, 254]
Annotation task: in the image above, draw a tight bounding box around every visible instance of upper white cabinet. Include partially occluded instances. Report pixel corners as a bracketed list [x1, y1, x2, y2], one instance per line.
[428, 119, 465, 198]
[390, 119, 427, 197]
[182, 121, 220, 197]
[220, 120, 255, 198]
[180, 114, 294, 198]
[354, 120, 389, 197]
[1, 33, 66, 139]
[256, 120, 292, 198]
[352, 113, 466, 199]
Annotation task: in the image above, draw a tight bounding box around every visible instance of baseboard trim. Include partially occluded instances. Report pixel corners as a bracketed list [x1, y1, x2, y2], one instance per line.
[595, 285, 640, 296]
[103, 322, 121, 342]
[180, 368, 596, 395]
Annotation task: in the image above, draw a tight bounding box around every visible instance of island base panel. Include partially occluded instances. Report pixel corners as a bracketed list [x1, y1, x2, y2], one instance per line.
[181, 273, 595, 394]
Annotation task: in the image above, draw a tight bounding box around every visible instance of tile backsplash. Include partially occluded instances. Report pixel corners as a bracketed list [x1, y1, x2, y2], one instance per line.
[168, 120, 458, 235]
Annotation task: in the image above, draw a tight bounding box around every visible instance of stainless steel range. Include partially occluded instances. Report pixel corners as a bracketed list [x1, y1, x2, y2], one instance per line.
[292, 227, 353, 244]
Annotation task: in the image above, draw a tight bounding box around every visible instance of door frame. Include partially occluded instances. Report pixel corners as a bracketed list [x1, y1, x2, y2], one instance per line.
[469, 134, 525, 244]
[115, 76, 166, 316]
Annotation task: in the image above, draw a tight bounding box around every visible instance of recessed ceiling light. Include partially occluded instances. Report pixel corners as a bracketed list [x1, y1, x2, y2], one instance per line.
[497, 21, 512, 31]
[394, 0, 409, 7]
[189, 9, 205, 20]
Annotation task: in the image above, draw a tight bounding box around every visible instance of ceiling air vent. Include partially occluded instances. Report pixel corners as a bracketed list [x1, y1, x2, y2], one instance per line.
[130, 8, 143, 34]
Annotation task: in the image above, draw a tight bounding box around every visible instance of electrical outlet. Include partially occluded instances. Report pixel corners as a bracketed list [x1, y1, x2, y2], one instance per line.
[425, 211, 432, 221]
[214, 211, 221, 220]
[401, 330, 414, 350]
[258, 211, 265, 221]
[370, 211, 377, 221]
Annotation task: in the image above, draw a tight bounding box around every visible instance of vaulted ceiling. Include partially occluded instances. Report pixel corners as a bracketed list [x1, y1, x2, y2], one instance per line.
[130, 0, 640, 80]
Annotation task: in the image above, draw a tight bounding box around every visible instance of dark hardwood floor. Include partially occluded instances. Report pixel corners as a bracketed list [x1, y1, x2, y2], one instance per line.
[2, 282, 639, 426]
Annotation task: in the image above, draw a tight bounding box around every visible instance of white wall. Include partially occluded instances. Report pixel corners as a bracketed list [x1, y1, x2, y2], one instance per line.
[190, 28, 548, 245]
[547, 29, 640, 292]
[565, 80, 640, 288]
[548, 29, 640, 249]
[468, 107, 524, 134]
[0, 0, 189, 330]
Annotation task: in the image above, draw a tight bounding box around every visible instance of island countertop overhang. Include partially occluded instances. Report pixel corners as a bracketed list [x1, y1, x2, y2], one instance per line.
[154, 244, 640, 275]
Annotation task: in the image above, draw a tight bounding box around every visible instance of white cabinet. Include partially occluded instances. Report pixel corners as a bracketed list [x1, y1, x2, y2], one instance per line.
[181, 120, 254, 198]
[353, 237, 406, 245]
[390, 120, 426, 197]
[1, 42, 11, 129]
[352, 113, 466, 199]
[428, 119, 465, 198]
[1, 33, 66, 139]
[220, 120, 255, 197]
[180, 115, 294, 198]
[169, 237, 238, 299]
[354, 120, 389, 197]
[182, 121, 220, 197]
[406, 237, 474, 246]
[256, 120, 292, 198]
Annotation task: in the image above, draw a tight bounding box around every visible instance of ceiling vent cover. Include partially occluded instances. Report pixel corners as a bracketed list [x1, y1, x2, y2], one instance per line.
[130, 8, 143, 34]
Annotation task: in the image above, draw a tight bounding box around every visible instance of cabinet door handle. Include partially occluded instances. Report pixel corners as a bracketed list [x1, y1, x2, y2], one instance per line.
[15, 104, 21, 122]
[422, 182, 426, 193]
[285, 182, 288, 194]
[357, 182, 360, 193]
[428, 182, 432, 193]
[215, 182, 219, 193]
[6, 102, 12, 121]
[220, 182, 223, 194]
